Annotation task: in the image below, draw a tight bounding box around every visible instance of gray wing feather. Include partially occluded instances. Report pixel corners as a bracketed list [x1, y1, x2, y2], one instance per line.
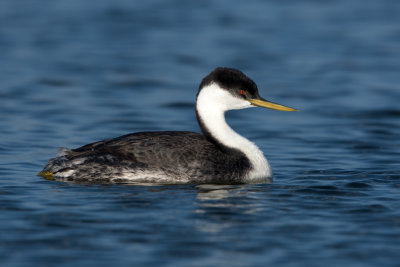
[44, 131, 249, 183]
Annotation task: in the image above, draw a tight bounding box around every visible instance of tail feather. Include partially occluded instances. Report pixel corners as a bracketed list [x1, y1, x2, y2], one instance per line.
[57, 147, 72, 157]
[37, 171, 54, 180]
[39, 147, 73, 179]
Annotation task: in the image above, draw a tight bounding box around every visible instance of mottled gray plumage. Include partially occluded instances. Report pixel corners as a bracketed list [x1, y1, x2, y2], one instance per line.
[43, 131, 250, 184]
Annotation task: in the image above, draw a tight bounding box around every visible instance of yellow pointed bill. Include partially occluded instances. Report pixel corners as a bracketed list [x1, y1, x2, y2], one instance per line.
[249, 98, 297, 112]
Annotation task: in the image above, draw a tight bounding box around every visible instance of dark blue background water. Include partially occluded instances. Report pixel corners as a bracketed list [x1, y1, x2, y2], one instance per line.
[1, 0, 399, 266]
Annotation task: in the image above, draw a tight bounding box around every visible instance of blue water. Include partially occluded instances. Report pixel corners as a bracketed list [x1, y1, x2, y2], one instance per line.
[1, 0, 400, 266]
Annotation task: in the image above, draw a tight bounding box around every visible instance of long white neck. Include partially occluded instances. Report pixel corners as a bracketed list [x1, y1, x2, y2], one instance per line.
[196, 83, 272, 181]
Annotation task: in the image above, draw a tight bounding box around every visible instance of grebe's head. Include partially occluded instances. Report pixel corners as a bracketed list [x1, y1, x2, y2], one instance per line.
[197, 67, 297, 112]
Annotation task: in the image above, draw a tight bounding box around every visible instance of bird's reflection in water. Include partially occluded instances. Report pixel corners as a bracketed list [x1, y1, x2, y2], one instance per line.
[195, 184, 249, 202]
[194, 184, 269, 234]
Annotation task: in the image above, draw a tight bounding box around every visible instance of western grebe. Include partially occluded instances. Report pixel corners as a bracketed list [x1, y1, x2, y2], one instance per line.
[39, 67, 296, 184]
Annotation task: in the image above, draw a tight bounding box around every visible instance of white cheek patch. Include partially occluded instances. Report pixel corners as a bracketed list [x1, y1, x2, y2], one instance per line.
[197, 83, 252, 111]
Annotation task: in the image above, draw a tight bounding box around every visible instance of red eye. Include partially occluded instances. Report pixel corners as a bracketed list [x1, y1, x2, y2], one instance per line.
[238, 90, 246, 95]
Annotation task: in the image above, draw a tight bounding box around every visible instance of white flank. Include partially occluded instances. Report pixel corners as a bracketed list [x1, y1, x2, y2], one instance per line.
[114, 171, 190, 184]
[196, 83, 272, 182]
[56, 169, 76, 178]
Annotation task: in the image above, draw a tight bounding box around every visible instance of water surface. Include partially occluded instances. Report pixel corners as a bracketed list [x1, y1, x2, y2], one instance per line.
[1, 0, 400, 266]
